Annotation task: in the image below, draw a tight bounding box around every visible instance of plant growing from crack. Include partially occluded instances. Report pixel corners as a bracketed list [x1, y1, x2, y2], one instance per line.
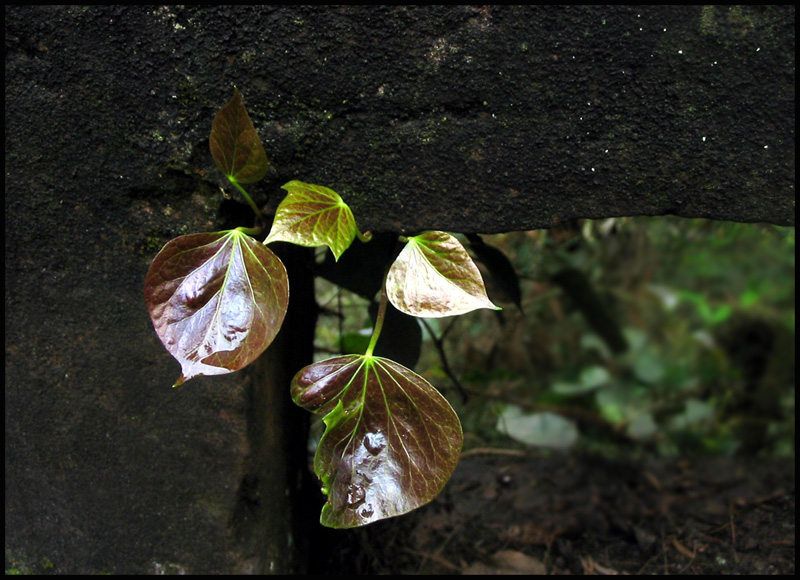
[144, 88, 500, 528]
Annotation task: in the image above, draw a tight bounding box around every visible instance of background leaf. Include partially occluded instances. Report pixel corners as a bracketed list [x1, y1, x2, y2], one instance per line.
[467, 233, 523, 311]
[209, 88, 268, 183]
[292, 354, 463, 528]
[316, 232, 400, 300]
[387, 231, 500, 318]
[144, 230, 288, 385]
[496, 406, 579, 450]
[264, 180, 357, 260]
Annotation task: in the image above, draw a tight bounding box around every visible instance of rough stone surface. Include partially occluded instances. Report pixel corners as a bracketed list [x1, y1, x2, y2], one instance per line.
[5, 5, 794, 575]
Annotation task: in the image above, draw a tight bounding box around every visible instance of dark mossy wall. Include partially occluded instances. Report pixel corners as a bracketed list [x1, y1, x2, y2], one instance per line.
[5, 5, 794, 574]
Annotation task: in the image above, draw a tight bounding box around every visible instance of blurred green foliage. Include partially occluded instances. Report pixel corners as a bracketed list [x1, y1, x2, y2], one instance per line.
[313, 218, 794, 458]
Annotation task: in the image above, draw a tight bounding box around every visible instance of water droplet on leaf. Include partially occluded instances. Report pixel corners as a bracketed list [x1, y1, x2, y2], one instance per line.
[363, 431, 387, 455]
[346, 484, 366, 507]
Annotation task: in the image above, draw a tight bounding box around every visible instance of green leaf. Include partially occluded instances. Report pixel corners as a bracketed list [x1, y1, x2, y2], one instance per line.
[386, 231, 500, 317]
[209, 88, 268, 184]
[496, 406, 579, 449]
[292, 354, 463, 528]
[144, 230, 289, 386]
[552, 365, 610, 395]
[264, 181, 358, 261]
[632, 350, 665, 384]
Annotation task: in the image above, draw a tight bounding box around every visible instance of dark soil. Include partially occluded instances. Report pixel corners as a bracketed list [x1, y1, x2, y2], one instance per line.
[321, 453, 794, 575]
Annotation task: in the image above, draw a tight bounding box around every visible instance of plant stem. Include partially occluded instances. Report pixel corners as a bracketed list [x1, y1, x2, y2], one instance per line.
[235, 226, 262, 237]
[230, 180, 264, 220]
[420, 318, 469, 403]
[365, 279, 389, 358]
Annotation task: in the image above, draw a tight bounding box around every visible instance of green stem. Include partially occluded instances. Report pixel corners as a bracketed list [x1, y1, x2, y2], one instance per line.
[235, 226, 262, 237]
[230, 180, 263, 220]
[365, 280, 389, 358]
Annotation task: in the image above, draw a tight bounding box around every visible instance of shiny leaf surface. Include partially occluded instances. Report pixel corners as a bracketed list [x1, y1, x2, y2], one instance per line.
[144, 230, 288, 385]
[292, 354, 463, 528]
[264, 181, 357, 261]
[386, 231, 500, 317]
[209, 88, 268, 183]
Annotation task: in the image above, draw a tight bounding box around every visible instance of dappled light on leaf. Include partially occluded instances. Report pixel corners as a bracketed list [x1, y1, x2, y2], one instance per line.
[264, 180, 358, 261]
[387, 231, 500, 317]
[291, 355, 463, 528]
[144, 230, 288, 385]
[209, 88, 268, 184]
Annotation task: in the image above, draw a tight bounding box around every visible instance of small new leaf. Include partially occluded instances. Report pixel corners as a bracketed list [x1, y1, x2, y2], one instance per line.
[144, 230, 289, 385]
[387, 231, 500, 317]
[210, 88, 268, 184]
[264, 180, 358, 261]
[292, 355, 463, 528]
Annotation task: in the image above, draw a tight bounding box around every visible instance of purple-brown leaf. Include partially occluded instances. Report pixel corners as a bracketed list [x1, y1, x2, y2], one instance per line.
[209, 88, 268, 184]
[144, 230, 289, 385]
[292, 355, 463, 528]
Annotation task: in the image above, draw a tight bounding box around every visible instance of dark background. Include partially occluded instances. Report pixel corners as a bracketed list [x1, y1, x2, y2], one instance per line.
[5, 5, 794, 574]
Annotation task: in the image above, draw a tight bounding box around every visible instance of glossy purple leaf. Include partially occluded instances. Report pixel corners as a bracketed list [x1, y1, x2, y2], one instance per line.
[209, 88, 268, 184]
[386, 231, 500, 318]
[264, 181, 358, 261]
[292, 355, 463, 528]
[144, 230, 289, 386]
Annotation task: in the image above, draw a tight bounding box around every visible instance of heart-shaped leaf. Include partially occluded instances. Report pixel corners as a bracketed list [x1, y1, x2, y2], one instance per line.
[386, 231, 500, 317]
[264, 181, 358, 261]
[209, 88, 268, 184]
[292, 354, 463, 528]
[144, 230, 289, 386]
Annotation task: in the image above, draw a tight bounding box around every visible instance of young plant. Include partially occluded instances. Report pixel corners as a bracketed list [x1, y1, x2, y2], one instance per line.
[144, 88, 500, 528]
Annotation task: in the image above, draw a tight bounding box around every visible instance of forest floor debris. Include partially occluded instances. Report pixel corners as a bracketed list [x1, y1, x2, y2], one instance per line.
[322, 453, 794, 575]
